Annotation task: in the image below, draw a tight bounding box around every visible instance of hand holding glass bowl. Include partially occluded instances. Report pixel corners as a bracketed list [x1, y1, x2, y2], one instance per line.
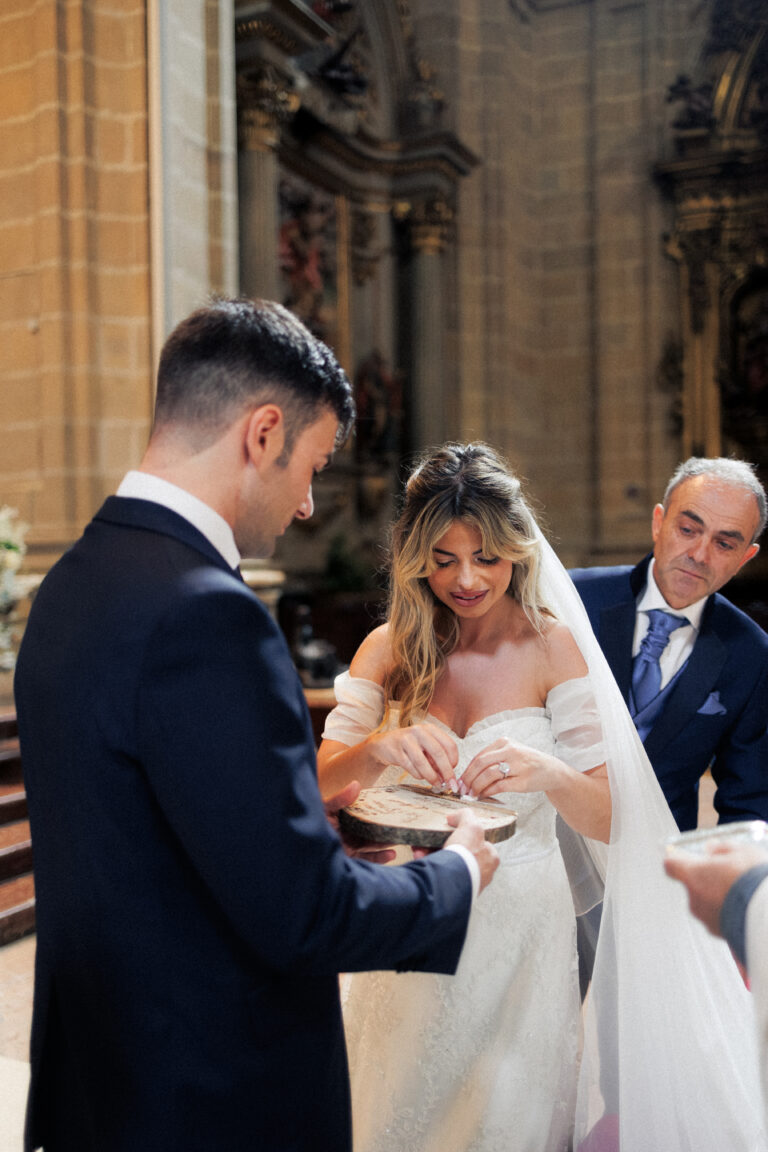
[664, 820, 768, 943]
[665, 819, 768, 857]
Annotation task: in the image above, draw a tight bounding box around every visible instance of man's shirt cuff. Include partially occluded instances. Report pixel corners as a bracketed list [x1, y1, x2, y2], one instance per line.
[444, 843, 480, 903]
[720, 863, 768, 966]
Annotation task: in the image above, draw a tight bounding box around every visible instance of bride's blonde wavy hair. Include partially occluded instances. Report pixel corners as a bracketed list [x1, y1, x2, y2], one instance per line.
[383, 443, 550, 728]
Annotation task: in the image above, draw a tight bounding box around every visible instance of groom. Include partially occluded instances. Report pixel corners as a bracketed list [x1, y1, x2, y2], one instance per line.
[15, 297, 498, 1152]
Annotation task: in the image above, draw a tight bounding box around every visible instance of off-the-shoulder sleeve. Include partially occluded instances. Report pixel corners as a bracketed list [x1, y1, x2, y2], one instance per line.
[321, 670, 386, 746]
[547, 676, 605, 773]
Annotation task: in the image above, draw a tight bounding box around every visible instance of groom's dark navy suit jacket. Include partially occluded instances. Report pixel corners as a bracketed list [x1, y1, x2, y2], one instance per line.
[571, 556, 768, 830]
[15, 497, 472, 1152]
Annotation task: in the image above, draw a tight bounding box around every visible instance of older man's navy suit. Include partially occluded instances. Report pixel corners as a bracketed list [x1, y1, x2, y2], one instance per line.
[571, 556, 768, 830]
[15, 497, 472, 1152]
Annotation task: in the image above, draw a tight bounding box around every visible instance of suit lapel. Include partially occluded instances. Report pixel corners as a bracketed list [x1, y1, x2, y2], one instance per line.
[644, 610, 727, 760]
[95, 496, 234, 576]
[599, 600, 636, 702]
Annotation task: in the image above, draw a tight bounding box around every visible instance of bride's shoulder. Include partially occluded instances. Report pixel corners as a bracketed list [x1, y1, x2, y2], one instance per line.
[348, 623, 392, 685]
[539, 618, 588, 683]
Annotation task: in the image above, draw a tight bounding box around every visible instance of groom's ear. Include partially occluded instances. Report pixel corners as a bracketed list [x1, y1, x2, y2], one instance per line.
[244, 404, 285, 470]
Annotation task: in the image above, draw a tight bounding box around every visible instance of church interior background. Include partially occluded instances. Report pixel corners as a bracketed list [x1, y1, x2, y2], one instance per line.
[4, 0, 768, 659]
[1, 0, 766, 1133]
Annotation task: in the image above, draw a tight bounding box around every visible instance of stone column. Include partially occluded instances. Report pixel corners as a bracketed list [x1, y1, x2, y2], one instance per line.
[237, 69, 299, 302]
[667, 228, 722, 459]
[408, 195, 453, 449]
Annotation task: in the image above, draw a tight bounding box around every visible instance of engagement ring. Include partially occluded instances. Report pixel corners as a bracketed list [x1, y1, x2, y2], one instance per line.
[497, 763, 510, 778]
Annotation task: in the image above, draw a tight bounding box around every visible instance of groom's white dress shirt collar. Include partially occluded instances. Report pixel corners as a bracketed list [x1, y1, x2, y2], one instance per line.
[117, 471, 241, 569]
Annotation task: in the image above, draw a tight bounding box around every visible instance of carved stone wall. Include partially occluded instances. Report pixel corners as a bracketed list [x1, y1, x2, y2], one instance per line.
[656, 0, 768, 520]
[409, 0, 697, 563]
[234, 0, 478, 584]
[234, 0, 725, 570]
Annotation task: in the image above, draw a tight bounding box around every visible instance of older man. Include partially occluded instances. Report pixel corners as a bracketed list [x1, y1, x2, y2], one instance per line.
[571, 457, 768, 831]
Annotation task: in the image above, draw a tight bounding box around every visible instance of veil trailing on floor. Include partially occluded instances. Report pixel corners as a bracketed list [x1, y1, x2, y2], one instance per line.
[537, 530, 767, 1151]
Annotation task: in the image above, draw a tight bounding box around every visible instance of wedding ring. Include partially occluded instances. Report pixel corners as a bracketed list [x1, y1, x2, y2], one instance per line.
[497, 763, 510, 778]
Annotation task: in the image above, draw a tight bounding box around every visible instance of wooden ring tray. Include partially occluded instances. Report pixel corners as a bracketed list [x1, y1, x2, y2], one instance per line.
[339, 783, 517, 849]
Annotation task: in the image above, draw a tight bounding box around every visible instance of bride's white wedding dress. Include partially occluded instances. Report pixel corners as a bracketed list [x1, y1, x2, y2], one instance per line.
[325, 671, 605, 1152]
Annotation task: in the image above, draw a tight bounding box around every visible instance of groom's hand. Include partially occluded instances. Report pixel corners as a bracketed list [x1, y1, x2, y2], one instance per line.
[324, 780, 397, 865]
[444, 810, 499, 894]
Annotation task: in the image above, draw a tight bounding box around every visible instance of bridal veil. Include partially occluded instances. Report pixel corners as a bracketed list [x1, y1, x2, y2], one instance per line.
[537, 530, 767, 1151]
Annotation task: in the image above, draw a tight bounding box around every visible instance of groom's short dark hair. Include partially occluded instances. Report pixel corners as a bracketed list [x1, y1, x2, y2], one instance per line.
[153, 296, 355, 452]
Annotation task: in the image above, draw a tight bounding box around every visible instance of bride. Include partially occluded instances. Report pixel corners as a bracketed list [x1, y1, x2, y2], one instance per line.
[317, 443, 766, 1152]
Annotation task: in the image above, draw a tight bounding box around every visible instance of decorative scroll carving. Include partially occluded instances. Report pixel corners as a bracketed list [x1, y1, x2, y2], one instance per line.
[722, 220, 768, 293]
[350, 207, 378, 286]
[409, 195, 454, 255]
[235, 1, 370, 137]
[401, 57, 445, 133]
[237, 67, 300, 151]
[291, 27, 368, 99]
[235, 19, 302, 54]
[390, 0, 445, 133]
[656, 0, 768, 464]
[667, 76, 715, 132]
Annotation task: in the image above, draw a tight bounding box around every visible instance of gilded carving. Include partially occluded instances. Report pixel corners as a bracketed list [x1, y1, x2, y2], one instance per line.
[235, 19, 300, 54]
[667, 76, 716, 133]
[350, 208, 379, 286]
[657, 0, 768, 461]
[409, 196, 454, 255]
[402, 57, 444, 132]
[237, 68, 300, 151]
[392, 0, 445, 133]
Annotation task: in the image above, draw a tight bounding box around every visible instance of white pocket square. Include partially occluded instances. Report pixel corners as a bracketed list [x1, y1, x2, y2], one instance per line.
[698, 691, 727, 716]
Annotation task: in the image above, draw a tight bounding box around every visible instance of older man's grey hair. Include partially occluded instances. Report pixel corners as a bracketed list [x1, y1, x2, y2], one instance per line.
[663, 457, 767, 542]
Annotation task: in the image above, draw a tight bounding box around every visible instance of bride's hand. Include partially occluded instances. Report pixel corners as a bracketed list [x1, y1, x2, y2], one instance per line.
[461, 738, 566, 799]
[367, 722, 460, 791]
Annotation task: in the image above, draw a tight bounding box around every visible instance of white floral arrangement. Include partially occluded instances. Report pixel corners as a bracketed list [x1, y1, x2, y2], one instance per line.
[0, 505, 29, 670]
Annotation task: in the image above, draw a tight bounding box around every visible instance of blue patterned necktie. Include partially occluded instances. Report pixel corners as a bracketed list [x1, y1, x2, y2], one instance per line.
[631, 609, 687, 714]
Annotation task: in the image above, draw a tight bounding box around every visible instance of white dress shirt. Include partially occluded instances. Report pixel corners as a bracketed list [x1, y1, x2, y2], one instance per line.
[633, 559, 708, 689]
[117, 470, 241, 569]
